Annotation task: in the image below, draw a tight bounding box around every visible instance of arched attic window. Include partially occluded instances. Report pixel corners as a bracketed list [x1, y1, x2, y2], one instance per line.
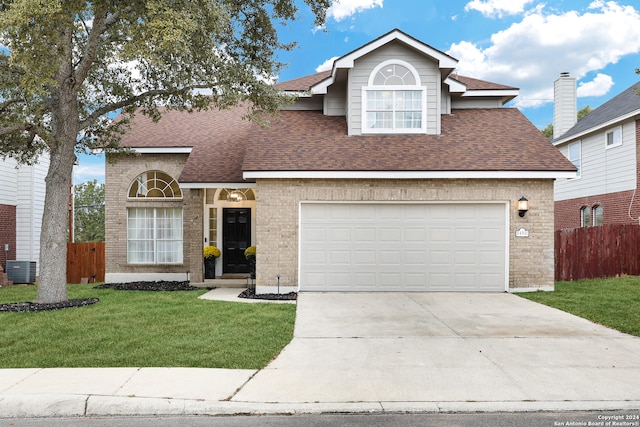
[362, 60, 426, 134]
[128, 171, 182, 199]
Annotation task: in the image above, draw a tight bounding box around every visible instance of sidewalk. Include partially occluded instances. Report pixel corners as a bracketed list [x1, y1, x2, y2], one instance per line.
[2, 366, 639, 418]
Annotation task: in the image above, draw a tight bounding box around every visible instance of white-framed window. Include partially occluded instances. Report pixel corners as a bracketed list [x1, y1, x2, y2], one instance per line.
[581, 206, 591, 227]
[593, 205, 603, 226]
[605, 127, 622, 149]
[127, 208, 183, 264]
[568, 141, 581, 178]
[362, 60, 426, 134]
[126, 170, 183, 264]
[128, 170, 182, 199]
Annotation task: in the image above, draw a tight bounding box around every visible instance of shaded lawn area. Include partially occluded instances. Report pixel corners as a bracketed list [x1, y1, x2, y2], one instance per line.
[0, 284, 295, 369]
[519, 276, 640, 337]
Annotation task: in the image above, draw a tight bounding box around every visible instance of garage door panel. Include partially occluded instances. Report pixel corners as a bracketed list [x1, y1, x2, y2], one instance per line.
[354, 228, 376, 241]
[330, 250, 351, 264]
[404, 250, 427, 265]
[300, 203, 506, 292]
[430, 228, 452, 241]
[353, 250, 375, 264]
[405, 228, 427, 241]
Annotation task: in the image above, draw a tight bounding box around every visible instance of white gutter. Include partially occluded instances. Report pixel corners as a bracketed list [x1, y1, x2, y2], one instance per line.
[243, 171, 577, 180]
[132, 147, 193, 154]
[179, 182, 256, 189]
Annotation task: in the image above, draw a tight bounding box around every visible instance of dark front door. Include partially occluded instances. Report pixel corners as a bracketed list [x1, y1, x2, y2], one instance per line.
[223, 208, 251, 274]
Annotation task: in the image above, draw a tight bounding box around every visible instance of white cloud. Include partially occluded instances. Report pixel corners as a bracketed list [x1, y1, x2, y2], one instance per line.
[73, 158, 105, 185]
[464, 0, 535, 18]
[316, 56, 340, 73]
[447, 1, 640, 108]
[327, 0, 383, 22]
[577, 73, 614, 97]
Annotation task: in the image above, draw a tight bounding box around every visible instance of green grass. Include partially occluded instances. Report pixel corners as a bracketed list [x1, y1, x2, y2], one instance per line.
[0, 284, 295, 369]
[519, 276, 640, 337]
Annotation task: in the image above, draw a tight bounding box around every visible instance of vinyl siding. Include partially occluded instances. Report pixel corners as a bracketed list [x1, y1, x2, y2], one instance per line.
[324, 82, 347, 116]
[15, 155, 49, 272]
[555, 120, 636, 201]
[347, 41, 440, 136]
[0, 159, 19, 205]
[282, 96, 323, 111]
[451, 98, 504, 109]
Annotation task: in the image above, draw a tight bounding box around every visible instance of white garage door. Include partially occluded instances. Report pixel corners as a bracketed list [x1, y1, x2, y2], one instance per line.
[299, 203, 507, 292]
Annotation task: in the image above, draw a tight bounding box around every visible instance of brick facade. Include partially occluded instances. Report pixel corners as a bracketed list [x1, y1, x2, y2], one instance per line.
[255, 178, 555, 291]
[0, 204, 16, 271]
[106, 156, 556, 290]
[554, 120, 640, 230]
[105, 153, 204, 282]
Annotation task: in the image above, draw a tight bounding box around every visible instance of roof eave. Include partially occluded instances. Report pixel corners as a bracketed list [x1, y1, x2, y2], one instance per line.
[243, 170, 577, 180]
[553, 108, 640, 146]
[128, 147, 193, 154]
[179, 182, 256, 189]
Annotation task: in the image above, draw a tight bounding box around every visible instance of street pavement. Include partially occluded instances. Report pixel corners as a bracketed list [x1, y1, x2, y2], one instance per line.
[1, 289, 639, 418]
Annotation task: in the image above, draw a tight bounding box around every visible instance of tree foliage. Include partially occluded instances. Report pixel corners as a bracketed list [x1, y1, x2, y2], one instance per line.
[0, 0, 329, 303]
[73, 180, 105, 242]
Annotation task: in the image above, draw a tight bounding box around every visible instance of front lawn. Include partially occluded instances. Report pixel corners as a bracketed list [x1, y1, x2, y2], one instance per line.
[519, 276, 640, 337]
[0, 284, 295, 369]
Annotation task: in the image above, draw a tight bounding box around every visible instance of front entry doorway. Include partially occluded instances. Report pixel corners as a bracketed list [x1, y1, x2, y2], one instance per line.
[222, 208, 251, 274]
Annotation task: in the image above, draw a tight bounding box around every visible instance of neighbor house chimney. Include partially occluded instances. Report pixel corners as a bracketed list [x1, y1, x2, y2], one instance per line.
[553, 72, 577, 139]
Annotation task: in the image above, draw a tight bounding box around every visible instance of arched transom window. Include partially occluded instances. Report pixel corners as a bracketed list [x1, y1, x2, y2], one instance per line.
[128, 170, 182, 199]
[362, 60, 425, 134]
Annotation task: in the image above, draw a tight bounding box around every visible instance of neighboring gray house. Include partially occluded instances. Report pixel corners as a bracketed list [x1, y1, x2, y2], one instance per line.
[553, 73, 640, 230]
[105, 29, 575, 293]
[0, 155, 49, 277]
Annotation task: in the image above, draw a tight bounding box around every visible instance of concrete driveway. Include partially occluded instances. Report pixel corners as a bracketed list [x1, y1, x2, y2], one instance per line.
[233, 292, 640, 406]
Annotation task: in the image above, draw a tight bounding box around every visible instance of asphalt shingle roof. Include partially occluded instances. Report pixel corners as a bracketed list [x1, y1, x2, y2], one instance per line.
[557, 81, 640, 141]
[118, 105, 575, 184]
[243, 108, 574, 173]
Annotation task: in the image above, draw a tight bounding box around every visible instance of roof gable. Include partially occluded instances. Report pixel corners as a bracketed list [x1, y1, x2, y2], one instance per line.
[311, 28, 458, 95]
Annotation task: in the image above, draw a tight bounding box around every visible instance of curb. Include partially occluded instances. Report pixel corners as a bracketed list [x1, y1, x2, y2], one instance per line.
[2, 394, 640, 418]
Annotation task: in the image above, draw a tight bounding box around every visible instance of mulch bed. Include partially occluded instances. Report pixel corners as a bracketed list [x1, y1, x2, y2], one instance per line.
[239, 288, 297, 301]
[0, 298, 99, 313]
[0, 281, 297, 312]
[94, 281, 200, 291]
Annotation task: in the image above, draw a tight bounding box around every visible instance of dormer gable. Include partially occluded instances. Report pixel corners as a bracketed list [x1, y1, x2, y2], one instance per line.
[310, 29, 457, 95]
[276, 29, 519, 136]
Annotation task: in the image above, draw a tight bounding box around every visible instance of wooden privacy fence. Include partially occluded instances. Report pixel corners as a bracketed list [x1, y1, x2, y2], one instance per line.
[555, 224, 640, 281]
[67, 242, 105, 284]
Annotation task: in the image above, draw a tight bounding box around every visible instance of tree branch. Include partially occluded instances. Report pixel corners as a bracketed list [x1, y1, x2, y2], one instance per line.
[74, 7, 130, 89]
[0, 97, 25, 112]
[78, 85, 212, 130]
[0, 123, 30, 137]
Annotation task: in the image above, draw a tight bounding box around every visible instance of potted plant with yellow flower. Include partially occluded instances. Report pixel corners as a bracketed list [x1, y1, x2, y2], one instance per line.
[203, 245, 220, 279]
[244, 245, 256, 281]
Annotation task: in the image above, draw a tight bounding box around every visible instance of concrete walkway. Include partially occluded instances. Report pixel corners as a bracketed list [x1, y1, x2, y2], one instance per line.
[1, 292, 639, 417]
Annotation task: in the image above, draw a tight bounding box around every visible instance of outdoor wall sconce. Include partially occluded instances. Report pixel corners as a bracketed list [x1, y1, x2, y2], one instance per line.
[227, 189, 245, 202]
[517, 196, 529, 217]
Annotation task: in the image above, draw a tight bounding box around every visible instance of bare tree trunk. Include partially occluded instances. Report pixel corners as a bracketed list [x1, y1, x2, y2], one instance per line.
[37, 144, 75, 303]
[36, 81, 79, 304]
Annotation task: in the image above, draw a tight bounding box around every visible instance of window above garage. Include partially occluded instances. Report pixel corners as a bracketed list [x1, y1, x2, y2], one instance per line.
[362, 60, 426, 134]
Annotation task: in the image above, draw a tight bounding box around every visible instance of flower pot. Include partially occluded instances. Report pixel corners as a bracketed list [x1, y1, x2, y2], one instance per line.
[204, 257, 216, 279]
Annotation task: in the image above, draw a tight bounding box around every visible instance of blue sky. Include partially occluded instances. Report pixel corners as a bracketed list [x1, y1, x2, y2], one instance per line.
[74, 0, 640, 184]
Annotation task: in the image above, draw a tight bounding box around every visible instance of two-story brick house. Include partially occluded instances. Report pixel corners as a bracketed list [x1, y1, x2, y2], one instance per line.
[553, 73, 640, 230]
[105, 29, 575, 293]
